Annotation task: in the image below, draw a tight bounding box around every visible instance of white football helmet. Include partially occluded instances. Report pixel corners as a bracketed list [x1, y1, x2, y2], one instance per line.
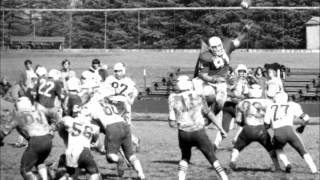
[15, 97, 34, 112]
[113, 62, 126, 79]
[235, 64, 248, 77]
[176, 75, 193, 91]
[35, 66, 47, 77]
[48, 69, 61, 81]
[273, 92, 288, 103]
[67, 77, 81, 92]
[208, 36, 224, 56]
[80, 70, 95, 89]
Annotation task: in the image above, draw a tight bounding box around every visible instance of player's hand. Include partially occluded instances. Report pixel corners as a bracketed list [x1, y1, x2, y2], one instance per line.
[296, 125, 305, 134]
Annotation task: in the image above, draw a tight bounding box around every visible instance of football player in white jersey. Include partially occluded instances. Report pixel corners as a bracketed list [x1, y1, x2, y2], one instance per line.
[168, 75, 228, 180]
[229, 87, 281, 171]
[104, 62, 138, 124]
[104, 62, 140, 149]
[264, 92, 318, 174]
[57, 116, 101, 180]
[0, 97, 53, 180]
[78, 93, 146, 180]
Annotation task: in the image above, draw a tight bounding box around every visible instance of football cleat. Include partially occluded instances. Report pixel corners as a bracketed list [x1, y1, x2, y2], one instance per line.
[285, 164, 292, 173]
[229, 162, 236, 170]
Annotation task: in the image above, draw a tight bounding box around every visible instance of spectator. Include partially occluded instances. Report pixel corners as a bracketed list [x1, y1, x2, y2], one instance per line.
[161, 77, 167, 86]
[145, 87, 151, 95]
[60, 59, 76, 88]
[265, 66, 284, 99]
[89, 58, 102, 83]
[254, 67, 267, 98]
[167, 73, 175, 93]
[0, 76, 11, 97]
[22, 59, 37, 88]
[154, 82, 159, 90]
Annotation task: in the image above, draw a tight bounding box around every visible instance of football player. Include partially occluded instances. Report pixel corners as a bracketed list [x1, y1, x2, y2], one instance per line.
[229, 87, 281, 171]
[264, 92, 318, 174]
[60, 59, 76, 90]
[168, 75, 228, 180]
[89, 59, 102, 84]
[57, 116, 101, 180]
[104, 62, 140, 149]
[34, 67, 64, 125]
[193, 24, 251, 149]
[0, 97, 53, 180]
[213, 64, 250, 148]
[79, 93, 146, 180]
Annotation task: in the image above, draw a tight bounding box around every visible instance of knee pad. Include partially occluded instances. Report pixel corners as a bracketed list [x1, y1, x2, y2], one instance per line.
[178, 160, 188, 171]
[89, 173, 101, 180]
[129, 155, 138, 164]
[37, 163, 47, 171]
[106, 154, 119, 163]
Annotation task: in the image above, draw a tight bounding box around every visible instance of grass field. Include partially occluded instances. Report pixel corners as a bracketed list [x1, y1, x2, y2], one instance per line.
[0, 50, 319, 179]
[0, 120, 319, 180]
[1, 50, 319, 91]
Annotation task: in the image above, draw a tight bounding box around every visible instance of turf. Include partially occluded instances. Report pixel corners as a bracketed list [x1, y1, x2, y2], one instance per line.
[0, 121, 319, 180]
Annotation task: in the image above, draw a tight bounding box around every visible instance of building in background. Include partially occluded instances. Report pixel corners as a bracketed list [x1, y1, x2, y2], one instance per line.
[306, 16, 320, 50]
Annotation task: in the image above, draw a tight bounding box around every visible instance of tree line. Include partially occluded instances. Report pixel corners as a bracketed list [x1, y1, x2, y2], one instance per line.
[1, 0, 319, 49]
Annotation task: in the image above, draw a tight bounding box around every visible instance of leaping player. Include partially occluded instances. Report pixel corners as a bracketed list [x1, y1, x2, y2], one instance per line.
[193, 23, 252, 149]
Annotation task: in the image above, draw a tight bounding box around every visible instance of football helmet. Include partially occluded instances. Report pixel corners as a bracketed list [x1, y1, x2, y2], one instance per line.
[80, 70, 95, 88]
[15, 97, 34, 112]
[67, 77, 81, 92]
[48, 69, 61, 81]
[235, 64, 248, 77]
[273, 92, 288, 103]
[113, 62, 126, 79]
[208, 36, 224, 56]
[176, 75, 193, 91]
[35, 66, 47, 77]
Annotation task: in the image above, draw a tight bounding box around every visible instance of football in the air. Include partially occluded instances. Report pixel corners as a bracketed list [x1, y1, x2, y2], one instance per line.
[240, 0, 251, 9]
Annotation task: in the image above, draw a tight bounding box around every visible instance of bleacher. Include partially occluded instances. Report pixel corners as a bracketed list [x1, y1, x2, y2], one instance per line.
[141, 67, 320, 102]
